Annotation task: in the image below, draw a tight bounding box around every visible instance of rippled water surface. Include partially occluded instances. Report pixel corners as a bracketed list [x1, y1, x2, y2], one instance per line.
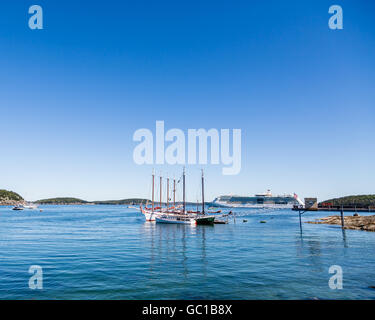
[0, 205, 375, 299]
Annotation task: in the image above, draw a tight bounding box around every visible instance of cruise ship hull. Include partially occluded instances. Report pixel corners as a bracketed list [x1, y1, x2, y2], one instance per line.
[212, 201, 295, 209]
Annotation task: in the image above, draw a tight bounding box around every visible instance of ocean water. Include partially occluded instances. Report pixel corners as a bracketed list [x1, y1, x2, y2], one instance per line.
[0, 205, 374, 300]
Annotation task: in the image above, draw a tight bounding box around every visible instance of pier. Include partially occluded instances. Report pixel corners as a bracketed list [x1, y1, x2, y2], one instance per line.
[292, 206, 375, 213]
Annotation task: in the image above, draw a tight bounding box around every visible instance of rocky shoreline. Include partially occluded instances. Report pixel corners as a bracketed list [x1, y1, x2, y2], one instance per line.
[307, 215, 375, 232]
[0, 200, 25, 206]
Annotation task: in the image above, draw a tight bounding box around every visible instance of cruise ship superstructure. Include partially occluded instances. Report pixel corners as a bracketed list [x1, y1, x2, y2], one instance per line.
[212, 190, 304, 209]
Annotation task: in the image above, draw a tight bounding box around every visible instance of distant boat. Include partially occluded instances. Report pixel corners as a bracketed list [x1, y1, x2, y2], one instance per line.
[207, 209, 221, 214]
[23, 203, 38, 210]
[128, 205, 139, 210]
[12, 206, 23, 211]
[214, 219, 227, 224]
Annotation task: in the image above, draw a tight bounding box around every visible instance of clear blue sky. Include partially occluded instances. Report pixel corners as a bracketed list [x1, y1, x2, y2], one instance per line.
[0, 0, 374, 202]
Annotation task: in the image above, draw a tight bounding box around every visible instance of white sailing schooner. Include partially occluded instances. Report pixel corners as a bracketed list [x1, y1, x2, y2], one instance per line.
[140, 168, 215, 225]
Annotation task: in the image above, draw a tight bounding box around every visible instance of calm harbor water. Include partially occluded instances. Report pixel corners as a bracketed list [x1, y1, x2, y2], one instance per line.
[0, 205, 374, 300]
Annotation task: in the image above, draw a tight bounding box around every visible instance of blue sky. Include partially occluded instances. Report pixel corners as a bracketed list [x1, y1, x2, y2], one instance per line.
[0, 0, 374, 202]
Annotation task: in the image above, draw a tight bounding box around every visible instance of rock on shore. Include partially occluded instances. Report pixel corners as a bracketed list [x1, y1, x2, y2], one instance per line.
[0, 200, 25, 206]
[307, 215, 375, 232]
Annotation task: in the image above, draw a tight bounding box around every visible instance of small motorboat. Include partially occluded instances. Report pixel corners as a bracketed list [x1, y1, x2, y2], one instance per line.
[23, 203, 38, 209]
[12, 206, 24, 211]
[214, 219, 228, 224]
[207, 210, 222, 214]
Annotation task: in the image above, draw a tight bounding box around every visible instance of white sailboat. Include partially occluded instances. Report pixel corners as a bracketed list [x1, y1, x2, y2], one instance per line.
[141, 168, 215, 225]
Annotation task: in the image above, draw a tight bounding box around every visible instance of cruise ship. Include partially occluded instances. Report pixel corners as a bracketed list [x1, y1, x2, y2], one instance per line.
[212, 190, 302, 209]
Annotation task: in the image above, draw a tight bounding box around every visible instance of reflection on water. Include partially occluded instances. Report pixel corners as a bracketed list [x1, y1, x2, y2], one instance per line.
[141, 222, 211, 280]
[342, 229, 348, 248]
[296, 219, 349, 275]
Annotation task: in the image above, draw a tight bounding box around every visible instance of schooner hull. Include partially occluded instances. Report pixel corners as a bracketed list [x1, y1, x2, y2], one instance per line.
[155, 216, 197, 225]
[195, 216, 215, 225]
[141, 208, 159, 221]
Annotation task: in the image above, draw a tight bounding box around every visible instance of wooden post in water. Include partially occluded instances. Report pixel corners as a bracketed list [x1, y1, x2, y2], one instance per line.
[340, 206, 345, 229]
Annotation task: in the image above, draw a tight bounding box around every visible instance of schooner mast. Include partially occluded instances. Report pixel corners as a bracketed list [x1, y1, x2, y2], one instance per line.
[160, 174, 162, 211]
[166, 177, 169, 210]
[201, 169, 205, 215]
[173, 178, 176, 209]
[152, 170, 155, 212]
[183, 167, 186, 214]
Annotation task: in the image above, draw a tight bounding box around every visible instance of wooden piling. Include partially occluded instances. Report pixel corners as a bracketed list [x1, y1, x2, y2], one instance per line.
[340, 207, 345, 229]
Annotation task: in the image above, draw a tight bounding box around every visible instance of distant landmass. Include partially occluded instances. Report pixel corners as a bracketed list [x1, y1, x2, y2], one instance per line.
[34, 197, 207, 206]
[95, 199, 205, 206]
[37, 194, 375, 208]
[2, 188, 375, 208]
[35, 197, 149, 205]
[93, 198, 149, 205]
[0, 189, 24, 205]
[320, 195, 375, 208]
[35, 197, 89, 205]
